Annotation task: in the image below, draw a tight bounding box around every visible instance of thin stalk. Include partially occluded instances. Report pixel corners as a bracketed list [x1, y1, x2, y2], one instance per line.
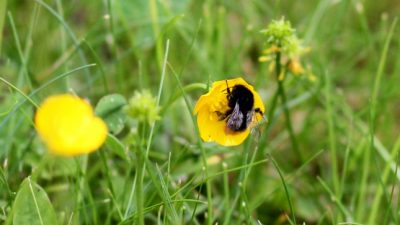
[136, 148, 145, 225]
[275, 50, 303, 162]
[0, 77, 38, 108]
[8, 12, 32, 90]
[55, 0, 69, 90]
[367, 18, 398, 224]
[149, 0, 163, 70]
[222, 162, 230, 222]
[168, 64, 213, 225]
[105, 0, 124, 94]
[0, 0, 6, 53]
[324, 71, 340, 202]
[135, 40, 169, 225]
[270, 157, 297, 225]
[267, 88, 280, 124]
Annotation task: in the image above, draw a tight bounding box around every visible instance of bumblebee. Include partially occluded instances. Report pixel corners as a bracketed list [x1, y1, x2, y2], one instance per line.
[217, 80, 264, 133]
[194, 77, 265, 146]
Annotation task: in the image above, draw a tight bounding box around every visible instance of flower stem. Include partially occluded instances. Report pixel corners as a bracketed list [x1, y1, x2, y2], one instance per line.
[136, 123, 146, 225]
[275, 50, 303, 163]
[266, 88, 280, 125]
[136, 154, 144, 225]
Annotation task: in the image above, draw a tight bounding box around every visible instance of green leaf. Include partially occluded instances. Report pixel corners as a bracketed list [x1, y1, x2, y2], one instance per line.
[95, 94, 127, 135]
[12, 177, 58, 225]
[105, 134, 129, 162]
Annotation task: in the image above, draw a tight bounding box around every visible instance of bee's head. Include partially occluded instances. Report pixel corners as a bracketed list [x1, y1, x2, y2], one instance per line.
[228, 85, 254, 111]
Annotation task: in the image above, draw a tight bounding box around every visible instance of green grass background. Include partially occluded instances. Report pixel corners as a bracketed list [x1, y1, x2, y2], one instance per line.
[1, 0, 400, 224]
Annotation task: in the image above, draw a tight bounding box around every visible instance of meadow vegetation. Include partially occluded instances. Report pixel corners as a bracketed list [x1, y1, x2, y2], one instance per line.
[1, 0, 400, 224]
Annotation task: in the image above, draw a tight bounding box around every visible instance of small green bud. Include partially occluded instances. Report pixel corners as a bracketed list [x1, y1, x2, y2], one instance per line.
[261, 17, 309, 58]
[261, 17, 294, 45]
[285, 35, 309, 58]
[124, 90, 160, 125]
[260, 17, 314, 80]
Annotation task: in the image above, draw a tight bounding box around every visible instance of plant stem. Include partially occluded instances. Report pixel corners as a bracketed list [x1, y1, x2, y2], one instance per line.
[275, 50, 303, 163]
[136, 123, 146, 225]
[136, 152, 145, 225]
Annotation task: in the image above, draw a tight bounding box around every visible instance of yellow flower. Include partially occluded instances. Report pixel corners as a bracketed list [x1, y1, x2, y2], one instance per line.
[258, 56, 272, 63]
[262, 45, 281, 54]
[194, 78, 265, 146]
[35, 94, 108, 156]
[287, 58, 304, 75]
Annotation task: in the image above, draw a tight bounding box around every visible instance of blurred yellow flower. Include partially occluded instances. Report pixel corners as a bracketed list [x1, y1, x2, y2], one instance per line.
[35, 94, 108, 156]
[194, 78, 265, 146]
[288, 58, 304, 75]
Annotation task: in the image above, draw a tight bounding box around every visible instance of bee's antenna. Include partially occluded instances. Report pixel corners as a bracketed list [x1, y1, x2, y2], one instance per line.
[225, 80, 231, 96]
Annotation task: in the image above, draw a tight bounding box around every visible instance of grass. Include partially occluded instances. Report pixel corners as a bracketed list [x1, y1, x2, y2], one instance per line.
[1, 0, 400, 224]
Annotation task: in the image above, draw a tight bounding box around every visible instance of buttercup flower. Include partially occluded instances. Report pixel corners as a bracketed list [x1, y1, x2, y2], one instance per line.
[35, 94, 108, 156]
[194, 78, 265, 146]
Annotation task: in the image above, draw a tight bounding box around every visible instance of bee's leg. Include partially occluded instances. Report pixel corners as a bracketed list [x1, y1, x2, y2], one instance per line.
[254, 107, 268, 123]
[215, 111, 228, 121]
[255, 108, 263, 116]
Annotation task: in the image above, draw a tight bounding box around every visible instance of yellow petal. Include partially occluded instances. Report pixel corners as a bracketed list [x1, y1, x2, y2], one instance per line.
[196, 107, 249, 146]
[288, 59, 304, 75]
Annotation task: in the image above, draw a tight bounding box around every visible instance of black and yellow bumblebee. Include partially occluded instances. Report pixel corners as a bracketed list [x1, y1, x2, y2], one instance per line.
[217, 80, 264, 133]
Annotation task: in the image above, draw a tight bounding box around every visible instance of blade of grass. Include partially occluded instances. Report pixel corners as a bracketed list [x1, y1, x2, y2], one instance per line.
[143, 159, 179, 224]
[270, 156, 296, 225]
[34, 0, 92, 84]
[304, 0, 331, 44]
[275, 50, 302, 163]
[54, 0, 68, 88]
[8, 12, 33, 90]
[324, 70, 340, 215]
[166, 20, 215, 225]
[0, 63, 96, 129]
[339, 118, 354, 198]
[365, 18, 397, 224]
[369, 134, 400, 223]
[123, 174, 136, 219]
[0, 0, 6, 53]
[145, 39, 169, 158]
[222, 162, 230, 223]
[168, 64, 213, 224]
[82, 40, 109, 93]
[134, 39, 169, 225]
[384, 154, 400, 224]
[317, 176, 353, 221]
[149, 0, 163, 71]
[0, 77, 38, 108]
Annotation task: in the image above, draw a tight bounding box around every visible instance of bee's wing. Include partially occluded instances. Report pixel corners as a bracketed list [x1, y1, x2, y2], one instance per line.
[246, 110, 254, 128]
[249, 110, 267, 140]
[226, 102, 244, 130]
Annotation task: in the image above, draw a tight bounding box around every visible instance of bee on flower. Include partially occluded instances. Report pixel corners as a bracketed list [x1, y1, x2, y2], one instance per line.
[35, 94, 108, 156]
[194, 78, 265, 146]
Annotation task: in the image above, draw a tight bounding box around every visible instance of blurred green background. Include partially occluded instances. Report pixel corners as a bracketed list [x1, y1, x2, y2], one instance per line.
[1, 0, 400, 224]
